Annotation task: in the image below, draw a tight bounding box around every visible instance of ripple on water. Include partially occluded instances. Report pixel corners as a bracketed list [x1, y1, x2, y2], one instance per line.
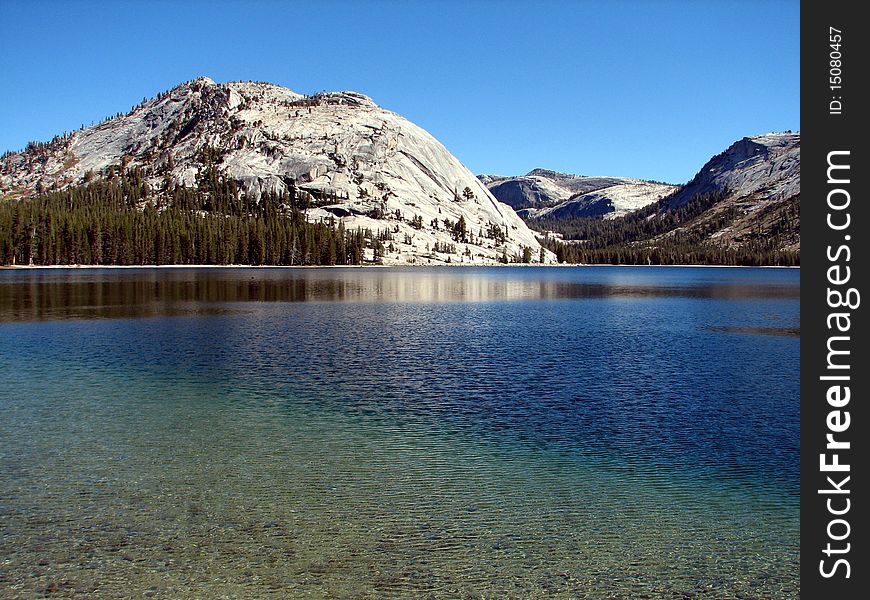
[0, 267, 800, 598]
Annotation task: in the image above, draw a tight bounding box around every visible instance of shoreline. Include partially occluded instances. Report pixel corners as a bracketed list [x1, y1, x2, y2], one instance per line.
[2, 263, 800, 270]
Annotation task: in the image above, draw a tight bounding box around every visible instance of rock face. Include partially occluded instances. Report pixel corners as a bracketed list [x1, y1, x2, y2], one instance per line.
[479, 169, 675, 219]
[660, 132, 800, 251]
[665, 132, 800, 208]
[528, 181, 677, 220]
[0, 77, 550, 265]
[480, 170, 627, 210]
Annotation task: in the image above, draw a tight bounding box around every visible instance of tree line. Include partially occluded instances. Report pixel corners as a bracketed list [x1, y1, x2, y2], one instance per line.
[540, 237, 799, 266]
[1, 167, 367, 266]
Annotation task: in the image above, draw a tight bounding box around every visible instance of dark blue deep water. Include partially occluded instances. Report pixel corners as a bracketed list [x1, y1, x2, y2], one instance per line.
[0, 266, 799, 598]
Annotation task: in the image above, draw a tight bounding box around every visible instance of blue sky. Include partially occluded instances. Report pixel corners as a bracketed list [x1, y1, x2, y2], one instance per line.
[0, 0, 799, 184]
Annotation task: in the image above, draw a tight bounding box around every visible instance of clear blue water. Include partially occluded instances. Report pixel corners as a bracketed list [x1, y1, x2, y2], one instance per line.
[0, 266, 799, 598]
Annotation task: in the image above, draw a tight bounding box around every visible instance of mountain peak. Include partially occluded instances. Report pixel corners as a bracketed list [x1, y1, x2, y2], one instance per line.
[747, 131, 799, 149]
[526, 168, 574, 179]
[169, 77, 218, 94]
[1, 78, 551, 264]
[668, 132, 799, 209]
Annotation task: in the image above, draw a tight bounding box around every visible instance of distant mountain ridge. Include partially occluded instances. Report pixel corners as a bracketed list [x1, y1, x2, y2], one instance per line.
[479, 169, 676, 219]
[533, 132, 800, 265]
[1, 77, 550, 265]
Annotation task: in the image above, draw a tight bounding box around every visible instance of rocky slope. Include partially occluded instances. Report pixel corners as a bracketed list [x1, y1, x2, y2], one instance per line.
[535, 132, 800, 264]
[0, 77, 550, 265]
[529, 181, 677, 220]
[479, 169, 675, 219]
[658, 132, 800, 251]
[666, 133, 799, 209]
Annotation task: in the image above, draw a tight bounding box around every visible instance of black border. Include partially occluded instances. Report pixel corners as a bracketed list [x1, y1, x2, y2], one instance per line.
[801, 2, 867, 596]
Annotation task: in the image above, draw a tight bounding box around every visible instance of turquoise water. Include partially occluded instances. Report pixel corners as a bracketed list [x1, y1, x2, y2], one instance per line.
[0, 267, 799, 598]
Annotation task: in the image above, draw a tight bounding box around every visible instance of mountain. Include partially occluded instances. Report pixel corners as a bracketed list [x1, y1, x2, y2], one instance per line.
[1, 77, 549, 265]
[527, 181, 677, 220]
[666, 133, 799, 208]
[479, 169, 676, 219]
[478, 169, 628, 210]
[657, 132, 800, 250]
[536, 132, 800, 265]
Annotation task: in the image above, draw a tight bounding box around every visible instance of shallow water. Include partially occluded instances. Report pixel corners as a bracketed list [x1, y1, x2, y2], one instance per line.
[0, 266, 799, 598]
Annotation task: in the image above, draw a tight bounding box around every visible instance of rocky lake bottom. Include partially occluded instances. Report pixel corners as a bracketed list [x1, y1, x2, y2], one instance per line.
[0, 266, 800, 598]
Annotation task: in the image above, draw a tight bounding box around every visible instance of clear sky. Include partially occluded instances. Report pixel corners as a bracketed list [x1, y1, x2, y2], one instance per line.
[0, 0, 799, 184]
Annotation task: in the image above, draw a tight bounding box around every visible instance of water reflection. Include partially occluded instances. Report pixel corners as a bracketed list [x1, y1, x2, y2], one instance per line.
[0, 266, 799, 322]
[707, 325, 800, 337]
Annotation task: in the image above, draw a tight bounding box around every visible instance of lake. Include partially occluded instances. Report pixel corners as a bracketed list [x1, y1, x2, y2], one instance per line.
[0, 266, 799, 598]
